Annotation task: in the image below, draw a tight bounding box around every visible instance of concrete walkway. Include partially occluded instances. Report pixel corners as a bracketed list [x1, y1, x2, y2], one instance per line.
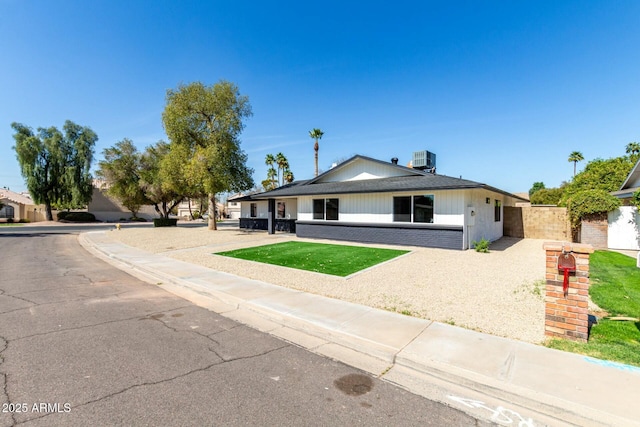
[80, 231, 640, 427]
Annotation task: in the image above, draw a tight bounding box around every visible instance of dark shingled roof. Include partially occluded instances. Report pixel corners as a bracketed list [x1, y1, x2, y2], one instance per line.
[244, 155, 524, 201]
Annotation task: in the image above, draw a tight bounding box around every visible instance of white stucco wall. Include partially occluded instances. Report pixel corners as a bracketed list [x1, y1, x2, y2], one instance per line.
[297, 190, 467, 224]
[608, 206, 640, 250]
[316, 160, 414, 183]
[463, 189, 505, 249]
[240, 199, 297, 219]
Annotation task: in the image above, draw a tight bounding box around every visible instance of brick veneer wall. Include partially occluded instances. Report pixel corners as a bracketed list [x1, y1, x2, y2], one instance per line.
[543, 242, 594, 342]
[504, 206, 570, 240]
[580, 213, 608, 249]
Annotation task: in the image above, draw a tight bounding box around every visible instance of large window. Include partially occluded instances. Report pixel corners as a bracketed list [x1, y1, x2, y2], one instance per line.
[393, 195, 434, 223]
[0, 205, 14, 219]
[313, 199, 324, 219]
[277, 202, 286, 219]
[250, 203, 257, 218]
[393, 197, 411, 222]
[325, 198, 339, 221]
[414, 195, 434, 223]
[313, 198, 339, 220]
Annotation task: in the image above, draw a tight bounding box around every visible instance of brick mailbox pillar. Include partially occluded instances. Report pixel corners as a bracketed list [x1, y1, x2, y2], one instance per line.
[543, 242, 594, 342]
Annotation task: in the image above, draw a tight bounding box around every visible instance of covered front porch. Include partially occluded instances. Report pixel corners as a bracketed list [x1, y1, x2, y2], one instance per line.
[238, 198, 297, 234]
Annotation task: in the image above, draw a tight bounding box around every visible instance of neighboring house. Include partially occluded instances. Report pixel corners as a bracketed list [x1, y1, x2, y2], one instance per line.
[177, 199, 224, 220]
[88, 181, 156, 222]
[0, 188, 48, 222]
[608, 158, 640, 250]
[238, 155, 525, 250]
[226, 193, 244, 219]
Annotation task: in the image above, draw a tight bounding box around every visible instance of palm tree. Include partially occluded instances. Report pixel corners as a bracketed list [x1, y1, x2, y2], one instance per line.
[283, 168, 294, 184]
[626, 142, 640, 158]
[568, 151, 584, 177]
[309, 128, 324, 177]
[275, 152, 288, 186]
[265, 153, 275, 169]
[264, 154, 277, 189]
[266, 167, 278, 190]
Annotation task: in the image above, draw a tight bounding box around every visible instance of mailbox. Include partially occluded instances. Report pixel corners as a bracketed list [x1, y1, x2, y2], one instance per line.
[558, 252, 576, 297]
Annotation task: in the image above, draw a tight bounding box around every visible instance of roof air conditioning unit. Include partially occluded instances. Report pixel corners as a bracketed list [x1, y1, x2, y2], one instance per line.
[412, 150, 436, 171]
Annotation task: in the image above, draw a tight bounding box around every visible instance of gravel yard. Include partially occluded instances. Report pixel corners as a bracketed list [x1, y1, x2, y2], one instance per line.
[105, 226, 547, 343]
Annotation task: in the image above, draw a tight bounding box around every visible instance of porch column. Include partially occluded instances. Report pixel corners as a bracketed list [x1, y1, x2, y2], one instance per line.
[267, 198, 276, 234]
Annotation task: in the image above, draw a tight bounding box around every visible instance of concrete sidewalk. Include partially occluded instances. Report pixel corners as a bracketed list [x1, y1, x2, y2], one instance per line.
[79, 231, 640, 427]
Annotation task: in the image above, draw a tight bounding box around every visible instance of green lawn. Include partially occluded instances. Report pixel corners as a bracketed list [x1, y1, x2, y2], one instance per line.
[215, 241, 409, 277]
[0, 223, 24, 226]
[546, 250, 640, 367]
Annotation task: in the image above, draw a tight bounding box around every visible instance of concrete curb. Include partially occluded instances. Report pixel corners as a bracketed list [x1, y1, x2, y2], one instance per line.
[79, 231, 640, 427]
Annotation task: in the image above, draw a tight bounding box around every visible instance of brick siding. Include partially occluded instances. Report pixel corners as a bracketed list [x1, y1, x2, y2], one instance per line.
[580, 213, 608, 249]
[543, 242, 593, 342]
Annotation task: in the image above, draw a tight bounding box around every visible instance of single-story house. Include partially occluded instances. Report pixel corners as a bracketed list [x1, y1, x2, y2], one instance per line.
[226, 193, 244, 219]
[0, 188, 48, 222]
[238, 155, 525, 250]
[176, 199, 223, 220]
[608, 158, 640, 250]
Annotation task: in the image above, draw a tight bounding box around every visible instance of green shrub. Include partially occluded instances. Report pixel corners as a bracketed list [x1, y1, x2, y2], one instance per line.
[566, 189, 620, 229]
[472, 238, 490, 253]
[61, 212, 96, 222]
[57, 211, 70, 220]
[18, 218, 30, 223]
[129, 217, 147, 222]
[153, 218, 178, 227]
[7, 218, 14, 223]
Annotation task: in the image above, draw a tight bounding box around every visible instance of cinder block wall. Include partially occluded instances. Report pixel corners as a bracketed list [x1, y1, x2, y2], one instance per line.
[504, 206, 570, 240]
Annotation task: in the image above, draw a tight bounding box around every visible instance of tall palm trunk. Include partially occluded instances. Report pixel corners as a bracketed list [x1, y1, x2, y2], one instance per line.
[314, 141, 319, 177]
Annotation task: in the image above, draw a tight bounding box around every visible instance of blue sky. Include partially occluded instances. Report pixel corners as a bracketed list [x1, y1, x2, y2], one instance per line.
[1, 0, 639, 195]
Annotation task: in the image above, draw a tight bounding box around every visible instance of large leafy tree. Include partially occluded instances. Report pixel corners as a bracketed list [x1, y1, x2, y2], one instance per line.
[529, 181, 545, 197]
[567, 151, 584, 177]
[626, 142, 640, 163]
[561, 155, 634, 228]
[12, 120, 97, 220]
[97, 139, 148, 218]
[309, 128, 324, 177]
[562, 156, 634, 200]
[162, 80, 254, 230]
[530, 187, 565, 205]
[139, 141, 184, 219]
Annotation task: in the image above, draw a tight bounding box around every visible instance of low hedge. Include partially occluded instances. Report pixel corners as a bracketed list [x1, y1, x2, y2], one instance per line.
[153, 218, 178, 227]
[59, 212, 96, 222]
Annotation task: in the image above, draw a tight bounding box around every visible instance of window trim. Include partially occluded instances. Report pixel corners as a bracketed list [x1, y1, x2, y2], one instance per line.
[312, 198, 339, 221]
[393, 196, 411, 222]
[413, 194, 434, 224]
[393, 194, 434, 224]
[325, 198, 339, 221]
[312, 199, 325, 220]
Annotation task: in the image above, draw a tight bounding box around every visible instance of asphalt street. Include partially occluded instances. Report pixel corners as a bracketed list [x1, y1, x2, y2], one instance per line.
[0, 231, 491, 426]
